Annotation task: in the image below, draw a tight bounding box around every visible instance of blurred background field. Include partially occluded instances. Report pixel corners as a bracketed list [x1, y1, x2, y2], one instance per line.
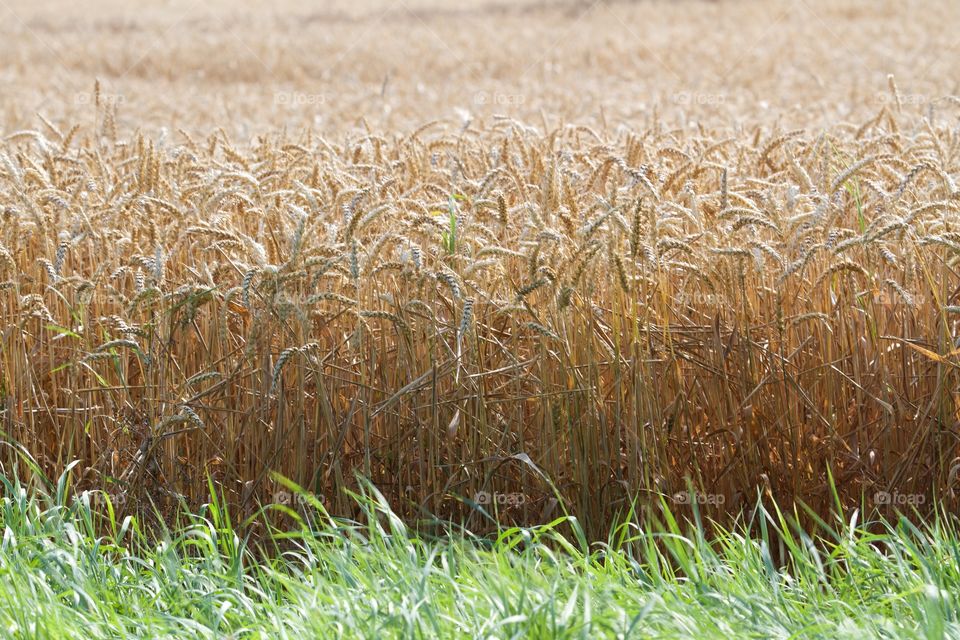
[1, 0, 956, 135]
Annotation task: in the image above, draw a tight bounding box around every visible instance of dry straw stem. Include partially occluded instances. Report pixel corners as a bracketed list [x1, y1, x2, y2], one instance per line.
[2, 95, 960, 537]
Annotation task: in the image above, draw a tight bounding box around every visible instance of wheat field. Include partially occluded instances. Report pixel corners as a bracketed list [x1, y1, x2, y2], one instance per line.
[2, 0, 960, 536]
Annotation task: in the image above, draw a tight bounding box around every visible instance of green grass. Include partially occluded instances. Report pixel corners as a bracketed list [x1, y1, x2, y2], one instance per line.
[0, 473, 957, 638]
